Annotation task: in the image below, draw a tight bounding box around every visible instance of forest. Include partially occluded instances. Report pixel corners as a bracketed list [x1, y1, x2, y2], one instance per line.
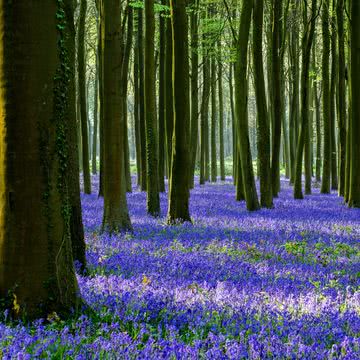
[0, 0, 359, 358]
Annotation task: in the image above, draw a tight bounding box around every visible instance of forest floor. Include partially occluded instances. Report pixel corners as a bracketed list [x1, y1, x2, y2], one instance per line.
[1, 176, 360, 359]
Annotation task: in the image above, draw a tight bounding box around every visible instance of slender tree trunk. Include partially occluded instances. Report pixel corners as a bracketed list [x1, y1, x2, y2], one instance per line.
[330, 2, 338, 190]
[66, 0, 86, 272]
[92, 62, 98, 175]
[210, 56, 217, 182]
[122, 6, 133, 193]
[337, 0, 346, 196]
[294, 0, 317, 199]
[78, 0, 91, 194]
[158, 1, 166, 192]
[145, 0, 160, 216]
[167, 0, 191, 223]
[321, 0, 331, 194]
[165, 12, 174, 178]
[189, 0, 199, 188]
[218, 41, 225, 181]
[271, 0, 282, 197]
[138, 8, 147, 191]
[235, 0, 259, 211]
[134, 21, 141, 187]
[253, 0, 273, 208]
[200, 47, 210, 185]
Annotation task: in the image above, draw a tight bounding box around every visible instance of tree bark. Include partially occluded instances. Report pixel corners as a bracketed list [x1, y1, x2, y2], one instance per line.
[0, 0, 80, 318]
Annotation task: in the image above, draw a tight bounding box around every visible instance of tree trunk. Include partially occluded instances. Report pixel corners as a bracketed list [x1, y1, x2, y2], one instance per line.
[271, 0, 282, 197]
[235, 0, 259, 211]
[145, 0, 160, 216]
[101, 0, 132, 232]
[293, 0, 317, 199]
[189, 0, 199, 188]
[0, 0, 80, 318]
[321, 0, 331, 194]
[337, 0, 346, 196]
[200, 46, 210, 185]
[78, 0, 91, 194]
[158, 1, 166, 192]
[218, 41, 225, 181]
[138, 8, 147, 191]
[253, 0, 273, 208]
[330, 2, 338, 191]
[210, 56, 217, 183]
[167, 0, 191, 223]
[348, 0, 360, 206]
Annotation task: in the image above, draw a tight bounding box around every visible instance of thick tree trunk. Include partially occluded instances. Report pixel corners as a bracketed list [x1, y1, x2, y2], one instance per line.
[349, 0, 360, 206]
[0, 0, 80, 318]
[101, 0, 132, 232]
[167, 0, 191, 223]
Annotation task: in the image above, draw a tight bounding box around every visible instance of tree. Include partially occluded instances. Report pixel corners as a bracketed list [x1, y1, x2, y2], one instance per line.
[217, 41, 225, 181]
[253, 0, 273, 208]
[235, 0, 259, 211]
[270, 0, 282, 197]
[294, 0, 318, 199]
[145, 0, 160, 216]
[66, 0, 86, 272]
[167, 0, 191, 223]
[101, 0, 132, 232]
[189, 0, 200, 187]
[337, 0, 346, 196]
[321, 0, 331, 194]
[0, 0, 80, 318]
[78, 0, 91, 194]
[348, 0, 360, 207]
[210, 56, 217, 182]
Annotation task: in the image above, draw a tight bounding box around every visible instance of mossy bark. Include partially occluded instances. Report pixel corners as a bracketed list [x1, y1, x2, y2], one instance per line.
[218, 41, 225, 181]
[348, 0, 360, 207]
[0, 0, 80, 318]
